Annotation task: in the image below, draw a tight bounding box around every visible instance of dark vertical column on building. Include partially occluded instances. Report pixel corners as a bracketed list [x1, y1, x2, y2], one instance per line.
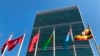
[26, 6, 94, 56]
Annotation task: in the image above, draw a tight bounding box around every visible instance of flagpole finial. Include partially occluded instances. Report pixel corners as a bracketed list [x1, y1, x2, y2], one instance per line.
[24, 29, 27, 33]
[87, 24, 90, 28]
[69, 25, 72, 31]
[53, 27, 55, 29]
[39, 28, 40, 33]
[11, 32, 14, 35]
[53, 27, 55, 32]
[69, 25, 71, 28]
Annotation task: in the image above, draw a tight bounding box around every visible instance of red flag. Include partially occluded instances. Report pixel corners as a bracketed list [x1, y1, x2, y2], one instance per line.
[1, 43, 6, 54]
[16, 35, 23, 44]
[1, 34, 13, 54]
[7, 35, 23, 51]
[28, 32, 40, 52]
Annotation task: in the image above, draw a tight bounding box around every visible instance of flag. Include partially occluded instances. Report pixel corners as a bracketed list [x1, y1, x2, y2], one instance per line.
[1, 42, 6, 54]
[74, 28, 93, 41]
[1, 35, 23, 54]
[82, 28, 91, 35]
[1, 34, 12, 55]
[42, 32, 53, 51]
[7, 35, 23, 51]
[65, 31, 70, 42]
[63, 31, 71, 51]
[81, 28, 93, 39]
[74, 35, 88, 41]
[28, 32, 40, 52]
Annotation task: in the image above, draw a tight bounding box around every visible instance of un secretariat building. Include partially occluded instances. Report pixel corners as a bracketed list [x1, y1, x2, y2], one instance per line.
[26, 6, 94, 56]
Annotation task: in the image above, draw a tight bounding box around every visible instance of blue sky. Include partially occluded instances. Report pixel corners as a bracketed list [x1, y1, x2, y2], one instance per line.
[0, 0, 100, 56]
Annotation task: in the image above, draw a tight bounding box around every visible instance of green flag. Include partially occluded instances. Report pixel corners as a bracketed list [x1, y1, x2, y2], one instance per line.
[42, 32, 53, 51]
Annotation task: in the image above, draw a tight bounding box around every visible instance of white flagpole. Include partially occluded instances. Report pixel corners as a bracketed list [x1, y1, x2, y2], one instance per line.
[17, 33, 26, 56]
[34, 28, 40, 56]
[89, 40, 95, 56]
[88, 26, 100, 56]
[53, 27, 55, 56]
[70, 25, 77, 56]
[78, 5, 95, 56]
[98, 45, 100, 54]
[2, 33, 13, 56]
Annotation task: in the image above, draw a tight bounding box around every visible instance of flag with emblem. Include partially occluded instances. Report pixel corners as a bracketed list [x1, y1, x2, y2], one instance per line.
[74, 28, 93, 41]
[7, 35, 23, 51]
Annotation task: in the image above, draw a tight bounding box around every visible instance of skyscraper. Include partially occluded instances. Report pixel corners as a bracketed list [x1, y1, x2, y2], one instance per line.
[26, 6, 94, 56]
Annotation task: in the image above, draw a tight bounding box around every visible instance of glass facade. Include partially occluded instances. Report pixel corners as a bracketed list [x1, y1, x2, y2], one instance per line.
[26, 6, 93, 56]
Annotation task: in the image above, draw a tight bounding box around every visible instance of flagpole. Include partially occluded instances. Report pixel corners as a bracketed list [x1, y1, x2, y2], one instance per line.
[83, 24, 95, 56]
[70, 25, 77, 56]
[53, 27, 55, 56]
[17, 33, 26, 56]
[77, 5, 96, 56]
[34, 28, 40, 56]
[92, 34, 100, 56]
[98, 45, 100, 54]
[88, 25, 100, 56]
[2, 33, 13, 56]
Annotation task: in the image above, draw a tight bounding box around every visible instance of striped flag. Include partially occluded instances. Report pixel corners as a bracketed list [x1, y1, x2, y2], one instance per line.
[7, 35, 23, 51]
[42, 31, 53, 51]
